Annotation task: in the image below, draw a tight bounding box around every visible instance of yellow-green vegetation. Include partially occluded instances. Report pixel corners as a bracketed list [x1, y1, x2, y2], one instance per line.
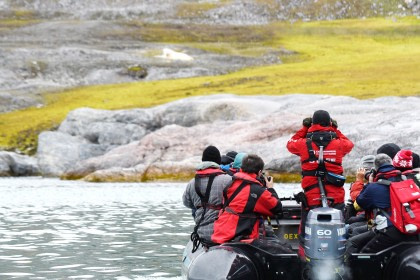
[269, 172, 302, 183]
[80, 171, 314, 183]
[123, 22, 274, 45]
[176, 2, 220, 18]
[0, 9, 40, 29]
[266, 172, 356, 184]
[0, 17, 419, 154]
[0, 18, 39, 29]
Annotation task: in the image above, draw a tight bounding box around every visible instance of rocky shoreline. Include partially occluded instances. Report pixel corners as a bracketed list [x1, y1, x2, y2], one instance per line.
[2, 94, 419, 181]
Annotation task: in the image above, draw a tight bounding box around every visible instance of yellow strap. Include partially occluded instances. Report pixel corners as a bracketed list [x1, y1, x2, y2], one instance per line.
[353, 200, 362, 211]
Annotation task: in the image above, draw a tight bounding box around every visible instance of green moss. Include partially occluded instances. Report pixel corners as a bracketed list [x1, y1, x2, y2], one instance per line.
[269, 172, 303, 183]
[140, 171, 196, 183]
[0, 17, 419, 153]
[120, 22, 275, 44]
[7, 122, 59, 155]
[0, 9, 40, 28]
[0, 18, 39, 28]
[12, 9, 36, 20]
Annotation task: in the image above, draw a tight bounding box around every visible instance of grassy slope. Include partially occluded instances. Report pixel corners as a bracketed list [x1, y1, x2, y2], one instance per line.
[0, 17, 419, 154]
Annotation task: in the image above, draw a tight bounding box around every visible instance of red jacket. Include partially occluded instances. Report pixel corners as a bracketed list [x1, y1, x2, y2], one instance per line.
[286, 124, 354, 207]
[350, 180, 364, 202]
[211, 172, 282, 244]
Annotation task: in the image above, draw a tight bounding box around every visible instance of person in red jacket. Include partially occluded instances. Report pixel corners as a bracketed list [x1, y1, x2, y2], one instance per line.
[286, 110, 354, 257]
[211, 154, 283, 244]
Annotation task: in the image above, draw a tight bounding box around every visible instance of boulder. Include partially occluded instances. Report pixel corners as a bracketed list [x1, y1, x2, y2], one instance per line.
[35, 94, 420, 181]
[37, 131, 105, 176]
[0, 153, 11, 176]
[0, 151, 40, 176]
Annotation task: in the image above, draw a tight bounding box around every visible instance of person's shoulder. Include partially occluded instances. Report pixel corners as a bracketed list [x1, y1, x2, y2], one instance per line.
[218, 173, 233, 180]
[186, 177, 195, 186]
[365, 181, 388, 192]
[216, 173, 233, 183]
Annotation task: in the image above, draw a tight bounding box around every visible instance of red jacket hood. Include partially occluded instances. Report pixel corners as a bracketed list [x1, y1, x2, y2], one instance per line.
[233, 172, 262, 185]
[308, 124, 335, 133]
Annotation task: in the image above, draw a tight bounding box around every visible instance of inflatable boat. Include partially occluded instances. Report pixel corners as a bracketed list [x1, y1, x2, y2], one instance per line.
[181, 200, 420, 280]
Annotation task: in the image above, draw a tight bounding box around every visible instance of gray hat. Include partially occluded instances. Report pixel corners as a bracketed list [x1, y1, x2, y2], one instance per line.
[360, 155, 375, 169]
[374, 154, 393, 170]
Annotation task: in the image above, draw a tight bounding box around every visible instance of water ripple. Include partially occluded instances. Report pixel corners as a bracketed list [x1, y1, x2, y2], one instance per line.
[0, 177, 301, 279]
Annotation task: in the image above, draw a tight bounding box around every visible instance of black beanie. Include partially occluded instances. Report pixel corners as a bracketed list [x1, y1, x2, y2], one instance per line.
[413, 152, 419, 169]
[221, 151, 237, 165]
[226, 151, 238, 161]
[202, 145, 221, 164]
[312, 110, 331, 127]
[376, 143, 401, 159]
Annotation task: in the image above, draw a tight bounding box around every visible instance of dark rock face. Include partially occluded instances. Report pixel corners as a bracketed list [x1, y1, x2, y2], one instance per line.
[31, 94, 420, 181]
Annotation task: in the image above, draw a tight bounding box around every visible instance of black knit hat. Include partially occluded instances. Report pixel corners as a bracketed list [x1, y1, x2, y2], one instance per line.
[202, 145, 221, 164]
[221, 151, 237, 165]
[413, 152, 419, 169]
[376, 143, 401, 159]
[226, 151, 237, 161]
[312, 110, 331, 127]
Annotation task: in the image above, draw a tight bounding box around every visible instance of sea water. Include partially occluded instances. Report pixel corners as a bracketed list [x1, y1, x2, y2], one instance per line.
[0, 177, 301, 279]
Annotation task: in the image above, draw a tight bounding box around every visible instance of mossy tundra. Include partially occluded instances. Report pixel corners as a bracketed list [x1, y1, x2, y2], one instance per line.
[0, 17, 419, 156]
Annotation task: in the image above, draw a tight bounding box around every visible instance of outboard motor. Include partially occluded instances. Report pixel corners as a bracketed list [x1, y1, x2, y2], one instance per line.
[303, 207, 346, 280]
[302, 146, 347, 280]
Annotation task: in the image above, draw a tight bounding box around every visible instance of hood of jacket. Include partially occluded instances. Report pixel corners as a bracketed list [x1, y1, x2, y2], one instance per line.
[308, 124, 334, 133]
[196, 161, 220, 171]
[233, 171, 262, 186]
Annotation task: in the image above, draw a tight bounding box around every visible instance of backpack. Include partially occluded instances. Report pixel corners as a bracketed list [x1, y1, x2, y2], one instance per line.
[378, 178, 420, 234]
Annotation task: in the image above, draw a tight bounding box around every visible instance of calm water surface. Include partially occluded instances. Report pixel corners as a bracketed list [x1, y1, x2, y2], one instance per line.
[0, 177, 300, 279]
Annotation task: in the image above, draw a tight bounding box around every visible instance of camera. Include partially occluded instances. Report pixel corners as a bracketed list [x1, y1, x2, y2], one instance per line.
[364, 168, 376, 181]
[258, 172, 272, 187]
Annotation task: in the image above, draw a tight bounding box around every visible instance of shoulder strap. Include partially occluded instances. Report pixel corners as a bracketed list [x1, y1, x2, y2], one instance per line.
[223, 181, 249, 209]
[377, 208, 391, 220]
[190, 173, 217, 253]
[302, 138, 341, 166]
[194, 174, 217, 203]
[376, 179, 392, 186]
[302, 138, 318, 163]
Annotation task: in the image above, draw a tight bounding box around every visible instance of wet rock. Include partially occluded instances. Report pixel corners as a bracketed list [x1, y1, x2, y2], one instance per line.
[0, 151, 40, 176]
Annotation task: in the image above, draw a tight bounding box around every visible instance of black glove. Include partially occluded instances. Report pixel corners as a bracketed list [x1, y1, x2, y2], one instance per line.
[331, 119, 338, 128]
[302, 117, 312, 128]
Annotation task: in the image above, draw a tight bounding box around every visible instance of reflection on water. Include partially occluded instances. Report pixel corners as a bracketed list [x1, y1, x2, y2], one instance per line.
[0, 177, 301, 279]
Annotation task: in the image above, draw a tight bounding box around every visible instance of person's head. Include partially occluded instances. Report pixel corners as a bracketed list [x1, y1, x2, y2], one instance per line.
[221, 151, 238, 165]
[392, 149, 413, 171]
[202, 145, 221, 165]
[241, 154, 265, 175]
[360, 155, 375, 170]
[413, 152, 420, 169]
[232, 152, 247, 169]
[312, 110, 331, 127]
[376, 143, 401, 159]
[374, 153, 393, 170]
